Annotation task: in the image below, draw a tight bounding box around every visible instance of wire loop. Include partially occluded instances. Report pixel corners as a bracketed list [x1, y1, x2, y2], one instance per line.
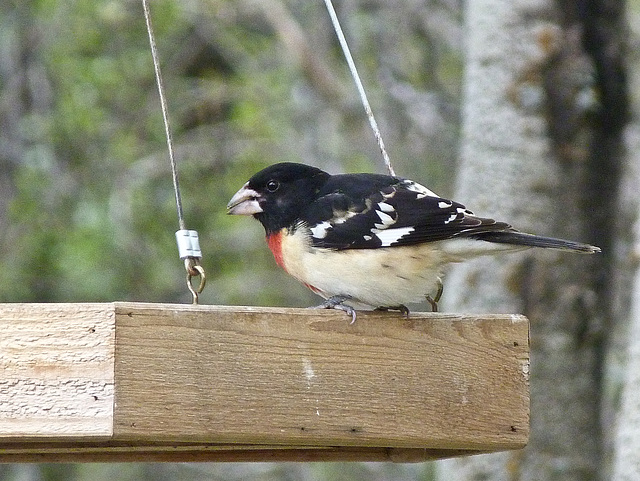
[185, 258, 206, 304]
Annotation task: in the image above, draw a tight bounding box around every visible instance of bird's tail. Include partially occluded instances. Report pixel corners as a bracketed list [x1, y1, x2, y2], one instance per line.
[473, 231, 601, 254]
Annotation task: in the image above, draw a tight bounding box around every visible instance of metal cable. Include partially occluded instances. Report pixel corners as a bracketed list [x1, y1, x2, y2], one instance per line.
[323, 0, 396, 177]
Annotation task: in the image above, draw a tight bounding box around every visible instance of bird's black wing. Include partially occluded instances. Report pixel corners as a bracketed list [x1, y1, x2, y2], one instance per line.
[302, 174, 512, 250]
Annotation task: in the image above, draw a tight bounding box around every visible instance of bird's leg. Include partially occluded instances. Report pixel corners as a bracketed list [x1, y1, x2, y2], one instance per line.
[426, 277, 443, 312]
[375, 305, 410, 318]
[314, 295, 357, 324]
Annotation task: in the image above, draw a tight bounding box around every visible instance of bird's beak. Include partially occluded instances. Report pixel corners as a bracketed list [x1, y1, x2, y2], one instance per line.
[227, 183, 263, 215]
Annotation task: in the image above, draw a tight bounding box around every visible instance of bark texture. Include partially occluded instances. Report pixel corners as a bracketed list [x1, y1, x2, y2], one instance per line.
[436, 0, 612, 479]
[612, 132, 640, 478]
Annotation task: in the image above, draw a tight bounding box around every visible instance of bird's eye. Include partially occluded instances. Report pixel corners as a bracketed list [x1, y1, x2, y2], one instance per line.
[266, 180, 280, 192]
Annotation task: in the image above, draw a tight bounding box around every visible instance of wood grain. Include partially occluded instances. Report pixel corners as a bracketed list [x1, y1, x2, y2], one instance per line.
[0, 302, 529, 462]
[0, 442, 483, 463]
[0, 303, 115, 437]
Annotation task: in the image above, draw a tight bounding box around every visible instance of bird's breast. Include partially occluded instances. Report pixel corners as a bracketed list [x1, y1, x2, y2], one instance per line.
[266, 231, 286, 270]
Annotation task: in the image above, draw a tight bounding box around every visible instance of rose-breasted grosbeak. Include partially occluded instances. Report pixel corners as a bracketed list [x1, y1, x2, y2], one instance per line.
[227, 162, 600, 322]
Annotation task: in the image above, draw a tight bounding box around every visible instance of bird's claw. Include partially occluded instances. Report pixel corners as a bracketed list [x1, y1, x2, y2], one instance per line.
[334, 304, 357, 324]
[314, 295, 357, 324]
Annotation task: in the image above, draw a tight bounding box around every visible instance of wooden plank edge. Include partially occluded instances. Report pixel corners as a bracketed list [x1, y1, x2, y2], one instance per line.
[0, 445, 494, 463]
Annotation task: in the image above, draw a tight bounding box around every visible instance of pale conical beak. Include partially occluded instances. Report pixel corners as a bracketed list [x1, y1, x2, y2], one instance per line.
[227, 183, 263, 215]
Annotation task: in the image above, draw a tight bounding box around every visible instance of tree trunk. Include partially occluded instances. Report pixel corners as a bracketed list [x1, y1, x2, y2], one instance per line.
[612, 140, 640, 476]
[436, 0, 613, 479]
[611, 62, 640, 481]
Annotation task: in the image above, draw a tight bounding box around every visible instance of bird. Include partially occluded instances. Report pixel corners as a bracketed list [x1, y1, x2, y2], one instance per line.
[227, 162, 600, 322]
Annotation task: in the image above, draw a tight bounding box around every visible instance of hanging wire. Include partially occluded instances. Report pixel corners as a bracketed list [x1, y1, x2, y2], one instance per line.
[142, 0, 184, 229]
[322, 0, 396, 177]
[142, 0, 206, 303]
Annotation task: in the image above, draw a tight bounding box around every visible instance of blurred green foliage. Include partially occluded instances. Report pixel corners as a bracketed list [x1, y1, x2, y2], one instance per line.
[1, 0, 460, 309]
[0, 0, 460, 478]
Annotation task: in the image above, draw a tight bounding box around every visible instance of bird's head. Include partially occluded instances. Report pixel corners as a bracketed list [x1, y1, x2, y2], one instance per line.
[227, 162, 330, 234]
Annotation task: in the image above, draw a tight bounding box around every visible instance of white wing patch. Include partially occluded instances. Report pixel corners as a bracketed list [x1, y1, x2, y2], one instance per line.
[332, 210, 357, 224]
[375, 209, 396, 229]
[401, 180, 438, 199]
[311, 210, 360, 240]
[310, 221, 332, 239]
[377, 201, 395, 213]
[444, 213, 458, 224]
[444, 206, 473, 224]
[373, 226, 415, 247]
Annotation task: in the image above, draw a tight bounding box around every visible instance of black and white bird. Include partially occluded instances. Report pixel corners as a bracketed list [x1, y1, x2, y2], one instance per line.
[227, 162, 600, 322]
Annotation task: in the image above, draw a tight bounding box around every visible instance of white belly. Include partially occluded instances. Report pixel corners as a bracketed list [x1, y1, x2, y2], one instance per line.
[277, 226, 524, 307]
[279, 229, 449, 307]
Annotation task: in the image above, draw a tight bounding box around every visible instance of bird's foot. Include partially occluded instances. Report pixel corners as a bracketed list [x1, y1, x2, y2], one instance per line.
[426, 278, 443, 312]
[314, 295, 357, 324]
[374, 305, 410, 318]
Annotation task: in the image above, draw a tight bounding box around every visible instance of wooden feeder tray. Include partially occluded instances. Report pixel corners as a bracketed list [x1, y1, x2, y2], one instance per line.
[0, 302, 529, 463]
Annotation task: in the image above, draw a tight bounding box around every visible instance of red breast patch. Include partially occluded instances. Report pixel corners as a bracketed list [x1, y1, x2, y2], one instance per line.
[266, 231, 286, 271]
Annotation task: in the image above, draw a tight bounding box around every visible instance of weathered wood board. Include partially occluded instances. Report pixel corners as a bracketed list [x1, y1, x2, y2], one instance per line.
[0, 303, 529, 462]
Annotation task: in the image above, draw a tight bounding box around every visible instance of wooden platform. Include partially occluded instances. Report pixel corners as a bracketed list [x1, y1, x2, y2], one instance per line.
[0, 302, 530, 462]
